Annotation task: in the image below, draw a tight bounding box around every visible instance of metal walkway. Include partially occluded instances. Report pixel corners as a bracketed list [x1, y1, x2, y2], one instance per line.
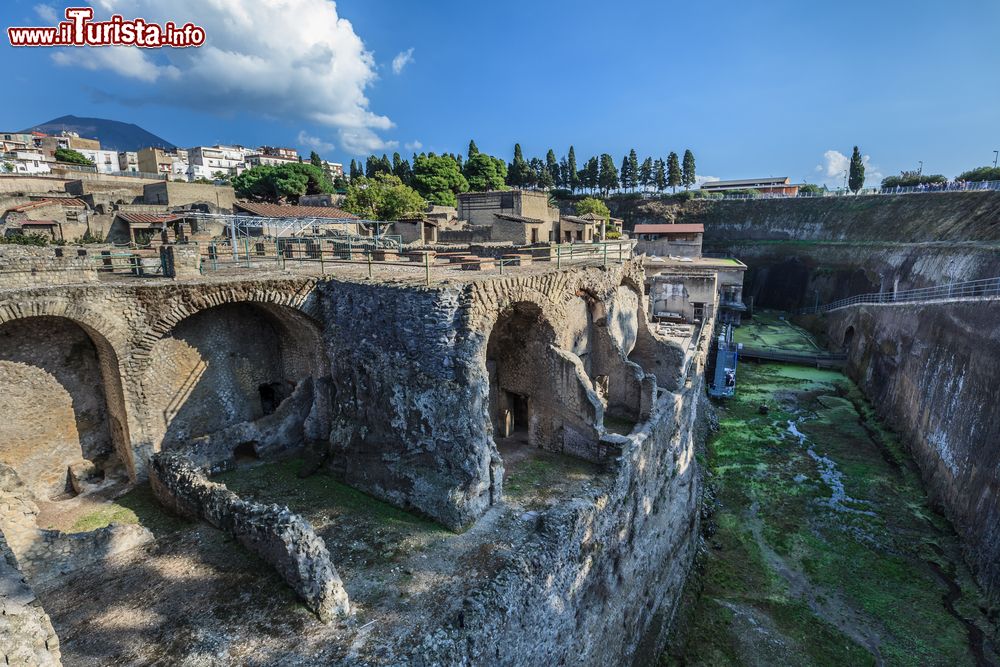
[799, 276, 1000, 314]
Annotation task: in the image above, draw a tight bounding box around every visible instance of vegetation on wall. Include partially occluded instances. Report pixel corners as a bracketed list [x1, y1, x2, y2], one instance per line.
[54, 148, 94, 166]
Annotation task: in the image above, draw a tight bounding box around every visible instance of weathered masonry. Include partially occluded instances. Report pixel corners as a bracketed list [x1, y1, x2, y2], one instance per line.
[0, 259, 707, 663]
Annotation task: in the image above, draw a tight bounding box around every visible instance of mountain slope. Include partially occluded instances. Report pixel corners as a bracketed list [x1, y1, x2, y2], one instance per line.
[22, 115, 175, 152]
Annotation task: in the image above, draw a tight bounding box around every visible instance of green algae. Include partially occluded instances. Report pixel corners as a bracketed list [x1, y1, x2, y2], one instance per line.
[733, 311, 821, 353]
[666, 357, 998, 666]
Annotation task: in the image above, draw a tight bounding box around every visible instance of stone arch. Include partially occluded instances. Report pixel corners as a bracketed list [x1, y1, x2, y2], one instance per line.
[484, 300, 604, 483]
[140, 294, 330, 456]
[0, 315, 133, 498]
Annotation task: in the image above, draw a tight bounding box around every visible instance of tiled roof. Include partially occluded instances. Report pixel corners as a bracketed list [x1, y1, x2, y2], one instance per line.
[578, 212, 606, 221]
[494, 213, 544, 225]
[116, 212, 183, 224]
[560, 215, 598, 225]
[633, 224, 705, 234]
[6, 198, 87, 212]
[235, 202, 359, 220]
[19, 219, 58, 226]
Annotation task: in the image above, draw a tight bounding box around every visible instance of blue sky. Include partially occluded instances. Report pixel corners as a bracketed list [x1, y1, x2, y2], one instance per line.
[3, 0, 999, 186]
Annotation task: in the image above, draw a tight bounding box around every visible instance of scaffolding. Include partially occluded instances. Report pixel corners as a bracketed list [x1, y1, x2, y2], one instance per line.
[182, 212, 401, 261]
[708, 323, 740, 398]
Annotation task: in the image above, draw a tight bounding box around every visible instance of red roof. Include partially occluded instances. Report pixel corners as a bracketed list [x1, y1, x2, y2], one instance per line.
[6, 198, 87, 213]
[20, 219, 57, 226]
[235, 202, 359, 220]
[116, 212, 182, 224]
[633, 224, 704, 234]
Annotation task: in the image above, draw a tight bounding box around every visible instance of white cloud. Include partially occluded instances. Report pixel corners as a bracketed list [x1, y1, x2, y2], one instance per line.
[391, 48, 414, 75]
[34, 4, 58, 23]
[404, 140, 423, 151]
[297, 130, 334, 154]
[694, 174, 720, 188]
[339, 128, 398, 155]
[816, 149, 883, 187]
[49, 1, 393, 149]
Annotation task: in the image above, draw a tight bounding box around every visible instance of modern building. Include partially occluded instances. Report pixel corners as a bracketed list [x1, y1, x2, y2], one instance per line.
[138, 147, 188, 177]
[645, 256, 747, 324]
[187, 145, 248, 180]
[633, 223, 704, 258]
[77, 149, 121, 174]
[321, 160, 344, 182]
[699, 177, 800, 196]
[32, 131, 101, 158]
[118, 151, 140, 173]
[1, 150, 52, 175]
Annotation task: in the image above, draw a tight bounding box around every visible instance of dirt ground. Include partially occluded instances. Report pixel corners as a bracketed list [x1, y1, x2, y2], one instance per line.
[34, 448, 606, 666]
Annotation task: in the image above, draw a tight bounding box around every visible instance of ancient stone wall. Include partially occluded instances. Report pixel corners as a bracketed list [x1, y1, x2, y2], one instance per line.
[0, 246, 97, 289]
[0, 316, 115, 497]
[826, 300, 1000, 602]
[0, 528, 61, 667]
[149, 452, 349, 621]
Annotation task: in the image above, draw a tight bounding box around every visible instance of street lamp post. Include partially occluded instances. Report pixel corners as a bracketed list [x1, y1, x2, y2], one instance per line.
[918, 160, 923, 175]
[993, 150, 998, 169]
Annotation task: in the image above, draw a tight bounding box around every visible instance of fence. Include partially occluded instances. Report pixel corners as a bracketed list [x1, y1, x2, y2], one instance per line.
[799, 277, 1000, 314]
[633, 180, 1000, 202]
[198, 238, 634, 285]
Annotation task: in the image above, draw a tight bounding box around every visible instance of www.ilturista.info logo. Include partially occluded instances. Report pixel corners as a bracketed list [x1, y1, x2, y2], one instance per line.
[7, 7, 205, 48]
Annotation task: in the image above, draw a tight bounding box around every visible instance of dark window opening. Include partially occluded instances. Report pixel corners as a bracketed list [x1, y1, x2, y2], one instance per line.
[258, 381, 287, 415]
[233, 441, 258, 462]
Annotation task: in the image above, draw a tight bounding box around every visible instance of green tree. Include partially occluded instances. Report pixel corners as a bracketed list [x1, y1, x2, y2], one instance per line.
[575, 196, 610, 221]
[232, 163, 334, 203]
[463, 153, 508, 191]
[848, 146, 865, 193]
[392, 154, 413, 184]
[567, 146, 579, 192]
[798, 183, 826, 195]
[309, 151, 322, 169]
[342, 173, 426, 221]
[546, 149, 560, 188]
[667, 152, 681, 192]
[681, 149, 696, 190]
[598, 154, 619, 196]
[412, 153, 469, 206]
[507, 143, 531, 188]
[628, 149, 640, 192]
[619, 155, 631, 192]
[584, 156, 600, 193]
[653, 158, 667, 191]
[640, 157, 653, 191]
[468, 140, 480, 160]
[349, 159, 362, 180]
[54, 148, 93, 166]
[880, 171, 946, 188]
[956, 166, 1000, 182]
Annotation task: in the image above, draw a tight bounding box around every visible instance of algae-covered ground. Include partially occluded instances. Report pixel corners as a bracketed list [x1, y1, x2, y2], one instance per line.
[666, 321, 998, 666]
[732, 310, 820, 352]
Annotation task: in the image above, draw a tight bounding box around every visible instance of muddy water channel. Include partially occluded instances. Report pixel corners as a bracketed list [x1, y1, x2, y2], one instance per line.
[666, 315, 999, 666]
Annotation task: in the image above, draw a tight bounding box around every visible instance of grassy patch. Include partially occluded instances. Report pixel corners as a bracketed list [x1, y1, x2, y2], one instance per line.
[503, 450, 601, 507]
[69, 483, 189, 536]
[733, 311, 821, 352]
[670, 347, 997, 665]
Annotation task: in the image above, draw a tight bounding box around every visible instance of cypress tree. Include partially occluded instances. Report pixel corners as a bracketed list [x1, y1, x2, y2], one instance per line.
[546, 149, 560, 188]
[599, 154, 619, 196]
[628, 149, 640, 192]
[653, 158, 667, 192]
[620, 154, 630, 192]
[567, 146, 579, 192]
[309, 151, 322, 169]
[681, 149, 696, 190]
[667, 152, 681, 192]
[640, 157, 653, 191]
[848, 146, 865, 193]
[468, 140, 479, 159]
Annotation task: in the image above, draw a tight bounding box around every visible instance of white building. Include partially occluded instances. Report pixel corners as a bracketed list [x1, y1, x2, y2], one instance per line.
[321, 160, 344, 181]
[77, 149, 120, 174]
[187, 145, 248, 179]
[1, 150, 52, 175]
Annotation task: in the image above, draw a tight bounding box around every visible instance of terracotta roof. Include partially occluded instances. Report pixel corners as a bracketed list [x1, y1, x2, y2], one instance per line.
[560, 215, 598, 225]
[235, 202, 359, 220]
[578, 212, 606, 221]
[633, 224, 704, 234]
[116, 212, 183, 224]
[494, 213, 544, 225]
[19, 219, 58, 226]
[6, 198, 87, 213]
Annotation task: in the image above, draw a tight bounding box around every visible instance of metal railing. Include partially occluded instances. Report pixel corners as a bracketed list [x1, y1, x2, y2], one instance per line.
[632, 180, 1000, 202]
[199, 238, 634, 285]
[799, 277, 1000, 314]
